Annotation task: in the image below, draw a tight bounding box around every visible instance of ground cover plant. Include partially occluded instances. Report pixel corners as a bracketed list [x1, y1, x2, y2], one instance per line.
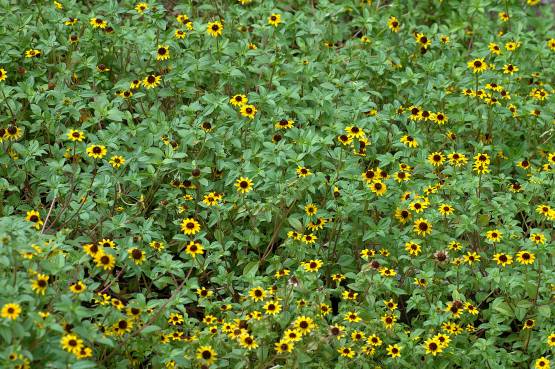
[0, 0, 554, 368]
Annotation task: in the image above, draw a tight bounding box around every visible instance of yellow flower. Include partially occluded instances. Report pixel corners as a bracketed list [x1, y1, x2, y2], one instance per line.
[67, 129, 85, 142]
[69, 281, 87, 294]
[386, 344, 401, 358]
[235, 177, 253, 193]
[60, 334, 83, 354]
[109, 155, 125, 168]
[184, 240, 204, 257]
[94, 253, 116, 271]
[86, 144, 107, 159]
[301, 259, 323, 272]
[268, 13, 282, 27]
[424, 338, 443, 356]
[180, 218, 201, 235]
[535, 357, 550, 369]
[0, 68, 7, 82]
[196, 346, 217, 365]
[135, 2, 148, 13]
[387, 16, 400, 32]
[143, 74, 162, 89]
[156, 45, 170, 61]
[240, 104, 257, 119]
[275, 339, 294, 353]
[89, 17, 107, 29]
[516, 250, 535, 265]
[338, 347, 355, 358]
[230, 94, 248, 106]
[31, 274, 49, 295]
[174, 29, 186, 39]
[467, 58, 487, 73]
[207, 21, 223, 37]
[263, 300, 282, 315]
[1, 303, 21, 320]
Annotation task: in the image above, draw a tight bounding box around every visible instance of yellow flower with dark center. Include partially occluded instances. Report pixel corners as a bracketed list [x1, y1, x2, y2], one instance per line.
[75, 346, 93, 359]
[488, 42, 501, 55]
[61, 334, 83, 354]
[185, 240, 204, 257]
[304, 203, 317, 216]
[109, 155, 125, 168]
[197, 287, 213, 298]
[143, 74, 161, 89]
[395, 208, 412, 223]
[492, 253, 512, 267]
[0, 68, 7, 82]
[66, 129, 85, 143]
[547, 333, 555, 347]
[263, 300, 281, 315]
[240, 104, 257, 119]
[530, 233, 545, 245]
[302, 233, 317, 244]
[296, 166, 312, 177]
[386, 343, 401, 358]
[516, 250, 535, 265]
[156, 45, 170, 61]
[345, 126, 365, 139]
[415, 33, 431, 49]
[467, 58, 487, 73]
[438, 204, 454, 216]
[505, 41, 520, 51]
[275, 119, 294, 129]
[64, 17, 79, 26]
[135, 2, 148, 13]
[86, 144, 107, 159]
[235, 177, 253, 193]
[69, 281, 86, 294]
[174, 29, 186, 39]
[230, 94, 248, 106]
[293, 316, 315, 335]
[207, 21, 223, 37]
[249, 287, 266, 302]
[89, 17, 107, 29]
[523, 319, 535, 329]
[387, 16, 400, 32]
[344, 311, 361, 323]
[535, 357, 550, 369]
[338, 347, 355, 358]
[268, 13, 281, 27]
[128, 248, 146, 264]
[239, 334, 258, 350]
[464, 251, 480, 265]
[112, 318, 133, 335]
[25, 49, 42, 58]
[301, 259, 322, 272]
[413, 218, 432, 236]
[94, 253, 116, 270]
[485, 229, 502, 242]
[31, 275, 49, 296]
[1, 303, 21, 320]
[25, 210, 43, 229]
[431, 112, 448, 124]
[424, 338, 443, 356]
[428, 151, 446, 166]
[503, 64, 518, 75]
[337, 133, 352, 145]
[369, 181, 387, 196]
[400, 134, 418, 148]
[181, 218, 201, 235]
[168, 312, 184, 325]
[405, 241, 421, 256]
[275, 339, 294, 353]
[196, 346, 217, 365]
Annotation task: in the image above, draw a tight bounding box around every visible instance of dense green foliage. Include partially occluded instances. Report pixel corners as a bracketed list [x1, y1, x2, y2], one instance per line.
[0, 0, 554, 368]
